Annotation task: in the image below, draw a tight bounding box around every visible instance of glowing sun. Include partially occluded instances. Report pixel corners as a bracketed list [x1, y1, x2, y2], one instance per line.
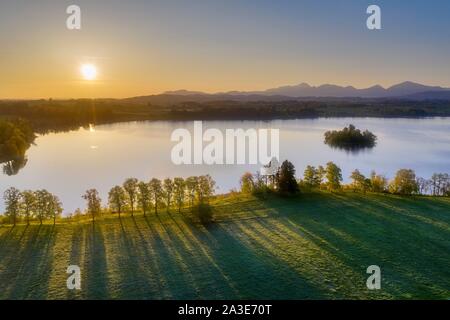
[81, 64, 97, 80]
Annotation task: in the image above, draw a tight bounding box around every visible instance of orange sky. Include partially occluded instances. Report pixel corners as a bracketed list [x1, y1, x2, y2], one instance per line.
[1, 1, 449, 99]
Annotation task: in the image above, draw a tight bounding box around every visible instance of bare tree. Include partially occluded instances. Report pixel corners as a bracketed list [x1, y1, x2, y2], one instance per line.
[83, 189, 102, 223]
[108, 186, 126, 217]
[3, 187, 21, 226]
[49, 195, 63, 225]
[21, 190, 36, 225]
[185, 176, 198, 207]
[149, 178, 163, 214]
[173, 177, 185, 213]
[163, 178, 174, 212]
[137, 181, 151, 217]
[123, 178, 139, 216]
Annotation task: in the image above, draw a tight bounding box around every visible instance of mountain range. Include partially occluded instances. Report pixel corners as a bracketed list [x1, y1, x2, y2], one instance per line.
[162, 81, 450, 99]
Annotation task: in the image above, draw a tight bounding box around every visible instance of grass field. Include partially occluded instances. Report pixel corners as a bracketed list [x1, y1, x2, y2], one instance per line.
[0, 191, 449, 299]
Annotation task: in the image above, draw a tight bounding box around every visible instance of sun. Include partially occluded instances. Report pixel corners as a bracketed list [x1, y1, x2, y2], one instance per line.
[81, 64, 97, 81]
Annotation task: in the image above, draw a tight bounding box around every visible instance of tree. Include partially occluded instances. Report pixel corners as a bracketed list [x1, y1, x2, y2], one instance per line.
[35, 189, 51, 224]
[149, 178, 163, 214]
[173, 177, 185, 213]
[163, 178, 174, 212]
[0, 119, 35, 165]
[389, 169, 418, 195]
[430, 173, 450, 196]
[240, 172, 255, 194]
[303, 165, 324, 189]
[370, 171, 388, 193]
[416, 177, 430, 195]
[108, 186, 126, 217]
[325, 161, 342, 191]
[137, 182, 151, 217]
[442, 174, 450, 196]
[430, 173, 439, 195]
[316, 165, 326, 187]
[253, 171, 269, 196]
[82, 189, 102, 222]
[123, 178, 139, 216]
[277, 160, 299, 194]
[196, 175, 216, 203]
[303, 165, 317, 188]
[3, 187, 21, 226]
[20, 190, 36, 225]
[350, 169, 368, 193]
[185, 176, 198, 206]
[49, 195, 63, 225]
[194, 203, 214, 225]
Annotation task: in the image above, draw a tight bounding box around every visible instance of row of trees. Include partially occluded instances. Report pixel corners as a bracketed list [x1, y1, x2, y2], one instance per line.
[240, 161, 342, 195]
[417, 173, 450, 196]
[82, 175, 216, 222]
[300, 163, 449, 196]
[3, 164, 448, 225]
[240, 160, 300, 196]
[240, 160, 450, 196]
[2, 187, 62, 226]
[348, 169, 450, 196]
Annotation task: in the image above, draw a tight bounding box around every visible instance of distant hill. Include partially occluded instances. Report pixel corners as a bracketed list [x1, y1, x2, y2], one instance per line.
[403, 90, 450, 100]
[148, 81, 450, 101]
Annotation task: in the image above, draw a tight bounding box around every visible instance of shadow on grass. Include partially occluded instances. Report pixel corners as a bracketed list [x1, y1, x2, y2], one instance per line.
[83, 223, 109, 299]
[271, 192, 450, 298]
[171, 211, 326, 299]
[0, 225, 56, 299]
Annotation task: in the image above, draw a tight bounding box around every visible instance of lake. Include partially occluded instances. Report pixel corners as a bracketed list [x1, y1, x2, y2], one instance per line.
[1, 118, 450, 214]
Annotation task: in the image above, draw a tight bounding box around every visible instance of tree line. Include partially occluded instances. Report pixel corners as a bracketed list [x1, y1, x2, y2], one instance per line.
[1, 175, 216, 225]
[2, 99, 450, 135]
[240, 160, 450, 197]
[84, 175, 216, 223]
[2, 188, 62, 226]
[2, 162, 449, 226]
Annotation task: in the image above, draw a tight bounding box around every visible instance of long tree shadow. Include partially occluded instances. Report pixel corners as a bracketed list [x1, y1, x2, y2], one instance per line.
[173, 213, 324, 299]
[0, 225, 17, 252]
[153, 213, 239, 299]
[83, 223, 109, 299]
[129, 216, 169, 298]
[274, 193, 450, 298]
[105, 217, 162, 299]
[139, 215, 201, 299]
[66, 224, 85, 299]
[2, 225, 56, 299]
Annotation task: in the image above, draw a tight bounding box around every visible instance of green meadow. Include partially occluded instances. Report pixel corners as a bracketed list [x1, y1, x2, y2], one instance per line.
[0, 191, 449, 300]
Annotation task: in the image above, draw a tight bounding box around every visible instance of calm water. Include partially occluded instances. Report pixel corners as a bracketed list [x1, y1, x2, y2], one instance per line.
[1, 118, 450, 214]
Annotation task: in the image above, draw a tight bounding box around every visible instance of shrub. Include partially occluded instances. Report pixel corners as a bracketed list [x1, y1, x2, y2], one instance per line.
[193, 203, 214, 225]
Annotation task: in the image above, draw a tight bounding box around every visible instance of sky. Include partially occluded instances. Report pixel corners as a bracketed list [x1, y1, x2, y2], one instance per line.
[0, 0, 449, 99]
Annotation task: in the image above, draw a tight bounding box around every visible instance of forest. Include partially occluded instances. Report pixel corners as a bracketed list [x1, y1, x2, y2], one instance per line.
[1, 98, 450, 134]
[0, 119, 35, 162]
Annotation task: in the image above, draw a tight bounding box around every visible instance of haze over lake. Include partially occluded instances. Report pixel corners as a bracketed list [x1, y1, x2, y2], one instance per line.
[1, 118, 449, 214]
